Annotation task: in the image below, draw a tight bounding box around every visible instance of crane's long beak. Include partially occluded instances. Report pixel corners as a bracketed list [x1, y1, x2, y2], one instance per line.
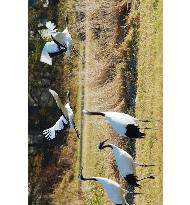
[101, 139, 109, 144]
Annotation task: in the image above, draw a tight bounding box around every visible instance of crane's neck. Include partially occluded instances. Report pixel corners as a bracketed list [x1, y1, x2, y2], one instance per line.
[67, 92, 71, 104]
[84, 111, 105, 116]
[81, 177, 98, 182]
[101, 144, 113, 150]
[65, 16, 69, 28]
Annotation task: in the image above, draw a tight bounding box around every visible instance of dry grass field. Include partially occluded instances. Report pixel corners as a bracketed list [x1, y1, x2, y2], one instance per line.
[77, 0, 162, 205]
[29, 0, 162, 204]
[134, 0, 163, 204]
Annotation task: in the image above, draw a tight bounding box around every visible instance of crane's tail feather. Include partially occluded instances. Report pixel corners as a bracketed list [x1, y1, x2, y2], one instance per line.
[126, 125, 145, 139]
[138, 175, 155, 182]
[124, 174, 141, 187]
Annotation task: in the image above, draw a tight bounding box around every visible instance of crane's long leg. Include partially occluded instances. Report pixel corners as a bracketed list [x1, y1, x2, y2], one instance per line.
[138, 118, 161, 122]
[135, 162, 155, 167]
[139, 127, 159, 130]
[138, 175, 155, 182]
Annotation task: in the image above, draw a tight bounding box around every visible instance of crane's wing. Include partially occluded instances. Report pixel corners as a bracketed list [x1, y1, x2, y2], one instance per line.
[46, 21, 57, 34]
[40, 43, 52, 65]
[38, 21, 58, 42]
[40, 41, 63, 65]
[38, 21, 56, 41]
[62, 28, 72, 57]
[38, 29, 51, 41]
[49, 89, 68, 117]
[43, 115, 68, 140]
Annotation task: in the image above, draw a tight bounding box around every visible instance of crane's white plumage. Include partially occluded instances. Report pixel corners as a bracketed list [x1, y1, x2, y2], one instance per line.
[83, 110, 144, 139]
[40, 41, 63, 65]
[46, 21, 57, 34]
[78, 168, 128, 205]
[49, 89, 72, 120]
[95, 177, 128, 205]
[98, 140, 155, 186]
[40, 17, 72, 65]
[105, 112, 134, 136]
[43, 115, 68, 140]
[110, 144, 135, 177]
[101, 112, 138, 137]
[98, 141, 135, 177]
[104, 112, 138, 126]
[46, 20, 72, 57]
[64, 103, 74, 129]
[61, 27, 72, 57]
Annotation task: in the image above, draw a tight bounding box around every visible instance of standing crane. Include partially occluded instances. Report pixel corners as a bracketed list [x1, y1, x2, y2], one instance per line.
[78, 167, 143, 205]
[83, 110, 154, 139]
[97, 139, 155, 187]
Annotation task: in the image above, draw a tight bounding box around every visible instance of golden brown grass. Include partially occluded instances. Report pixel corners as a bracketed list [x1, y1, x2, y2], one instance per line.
[134, 0, 163, 204]
[80, 1, 127, 204]
[79, 0, 162, 205]
[40, 0, 163, 204]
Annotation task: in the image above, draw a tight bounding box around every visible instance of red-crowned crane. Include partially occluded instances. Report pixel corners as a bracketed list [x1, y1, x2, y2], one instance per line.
[78, 167, 143, 205]
[43, 89, 80, 140]
[40, 16, 72, 65]
[83, 110, 153, 139]
[97, 139, 155, 187]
